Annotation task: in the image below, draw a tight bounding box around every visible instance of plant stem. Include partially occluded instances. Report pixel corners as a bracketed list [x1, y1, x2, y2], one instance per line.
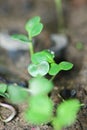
[29, 36, 34, 57]
[55, 0, 65, 33]
[50, 75, 56, 81]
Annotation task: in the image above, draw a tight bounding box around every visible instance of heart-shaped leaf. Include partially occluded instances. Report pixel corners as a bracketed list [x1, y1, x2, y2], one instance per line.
[25, 16, 40, 31]
[25, 16, 43, 37]
[28, 61, 49, 77]
[12, 34, 29, 42]
[29, 23, 43, 37]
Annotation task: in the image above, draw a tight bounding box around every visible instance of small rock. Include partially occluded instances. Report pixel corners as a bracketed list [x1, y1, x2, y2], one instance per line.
[0, 33, 29, 51]
[50, 34, 68, 57]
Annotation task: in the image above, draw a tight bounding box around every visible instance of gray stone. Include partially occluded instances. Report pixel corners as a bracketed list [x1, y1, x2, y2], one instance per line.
[50, 34, 68, 57]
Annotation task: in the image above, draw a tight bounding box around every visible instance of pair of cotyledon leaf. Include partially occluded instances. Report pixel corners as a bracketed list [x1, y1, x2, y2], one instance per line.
[12, 16, 73, 77]
[28, 50, 73, 77]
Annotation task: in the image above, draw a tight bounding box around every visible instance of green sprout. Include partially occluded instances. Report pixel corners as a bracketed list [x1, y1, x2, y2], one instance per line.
[0, 16, 82, 129]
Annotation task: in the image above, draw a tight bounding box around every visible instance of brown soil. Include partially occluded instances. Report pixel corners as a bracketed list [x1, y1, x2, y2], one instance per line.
[0, 1, 87, 130]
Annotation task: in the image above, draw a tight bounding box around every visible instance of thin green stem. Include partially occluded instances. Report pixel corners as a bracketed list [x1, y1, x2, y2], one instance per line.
[50, 75, 57, 81]
[28, 36, 34, 57]
[55, 0, 65, 33]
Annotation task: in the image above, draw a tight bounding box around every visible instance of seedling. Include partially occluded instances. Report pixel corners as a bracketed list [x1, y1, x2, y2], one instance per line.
[0, 16, 82, 130]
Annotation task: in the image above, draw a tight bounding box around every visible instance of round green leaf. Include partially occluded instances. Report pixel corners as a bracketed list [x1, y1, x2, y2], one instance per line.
[25, 16, 41, 32]
[31, 50, 54, 64]
[25, 16, 43, 37]
[49, 63, 60, 75]
[0, 83, 7, 93]
[56, 99, 81, 127]
[29, 77, 53, 95]
[31, 52, 47, 64]
[30, 23, 43, 37]
[7, 85, 28, 104]
[12, 34, 29, 42]
[28, 61, 49, 77]
[59, 61, 73, 71]
[25, 96, 53, 124]
[49, 61, 73, 75]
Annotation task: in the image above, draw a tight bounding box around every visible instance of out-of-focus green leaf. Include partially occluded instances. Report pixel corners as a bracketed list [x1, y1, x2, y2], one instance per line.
[0, 92, 9, 98]
[7, 85, 28, 104]
[53, 99, 81, 128]
[29, 77, 53, 95]
[25, 95, 53, 124]
[0, 83, 7, 93]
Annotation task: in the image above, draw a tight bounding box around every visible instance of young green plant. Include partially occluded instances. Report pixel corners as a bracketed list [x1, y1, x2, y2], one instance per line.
[4, 16, 82, 130]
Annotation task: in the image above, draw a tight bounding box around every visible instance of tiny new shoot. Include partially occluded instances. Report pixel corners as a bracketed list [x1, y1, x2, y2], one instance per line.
[2, 16, 82, 130]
